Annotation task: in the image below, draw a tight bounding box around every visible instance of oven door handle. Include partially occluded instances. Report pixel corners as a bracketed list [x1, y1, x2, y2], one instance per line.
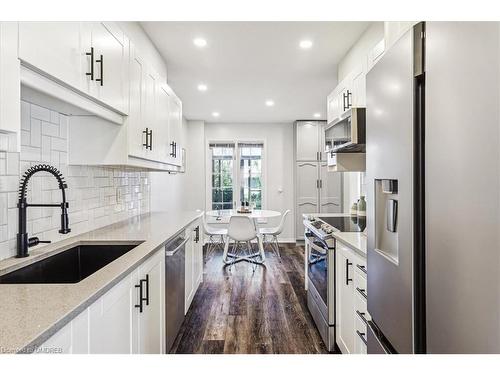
[305, 235, 328, 255]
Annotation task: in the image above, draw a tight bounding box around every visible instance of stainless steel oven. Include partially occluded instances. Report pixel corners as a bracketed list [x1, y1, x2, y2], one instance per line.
[305, 231, 336, 352]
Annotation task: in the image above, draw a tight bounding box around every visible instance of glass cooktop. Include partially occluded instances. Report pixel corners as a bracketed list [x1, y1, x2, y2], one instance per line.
[319, 216, 366, 232]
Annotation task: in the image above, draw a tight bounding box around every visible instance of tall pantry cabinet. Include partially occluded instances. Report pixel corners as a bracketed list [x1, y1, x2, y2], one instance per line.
[294, 120, 343, 240]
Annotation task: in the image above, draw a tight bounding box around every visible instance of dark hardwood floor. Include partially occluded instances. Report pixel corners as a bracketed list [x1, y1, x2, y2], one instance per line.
[170, 243, 329, 354]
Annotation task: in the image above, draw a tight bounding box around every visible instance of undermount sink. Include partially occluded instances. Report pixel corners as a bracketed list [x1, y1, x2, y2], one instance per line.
[0, 243, 139, 284]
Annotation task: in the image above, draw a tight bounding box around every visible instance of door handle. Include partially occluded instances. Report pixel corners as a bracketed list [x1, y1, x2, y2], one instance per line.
[142, 274, 149, 306]
[85, 47, 94, 80]
[347, 90, 352, 108]
[95, 54, 104, 86]
[356, 310, 368, 325]
[343, 92, 348, 111]
[143, 128, 152, 150]
[170, 142, 176, 157]
[356, 264, 367, 274]
[345, 259, 353, 285]
[194, 226, 200, 243]
[149, 129, 153, 151]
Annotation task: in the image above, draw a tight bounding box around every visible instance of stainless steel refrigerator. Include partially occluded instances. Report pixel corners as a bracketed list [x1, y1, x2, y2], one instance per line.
[366, 22, 500, 354]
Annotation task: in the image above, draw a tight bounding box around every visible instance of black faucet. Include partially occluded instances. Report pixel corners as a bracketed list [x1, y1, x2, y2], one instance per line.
[17, 164, 71, 258]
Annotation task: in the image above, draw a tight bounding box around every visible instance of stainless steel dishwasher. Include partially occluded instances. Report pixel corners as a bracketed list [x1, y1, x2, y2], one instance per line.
[165, 230, 189, 353]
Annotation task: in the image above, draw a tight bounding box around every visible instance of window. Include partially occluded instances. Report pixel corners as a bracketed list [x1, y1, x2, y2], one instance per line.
[239, 143, 263, 209]
[208, 141, 264, 211]
[210, 143, 234, 210]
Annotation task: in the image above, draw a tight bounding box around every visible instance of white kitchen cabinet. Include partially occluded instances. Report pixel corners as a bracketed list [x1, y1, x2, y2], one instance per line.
[185, 219, 203, 312]
[0, 22, 20, 140]
[295, 121, 324, 162]
[336, 240, 367, 354]
[350, 63, 367, 108]
[137, 248, 165, 354]
[367, 39, 385, 72]
[89, 22, 129, 114]
[336, 245, 355, 354]
[168, 93, 183, 166]
[319, 163, 342, 213]
[18, 22, 83, 92]
[37, 246, 166, 354]
[327, 86, 342, 125]
[127, 44, 146, 160]
[88, 269, 137, 354]
[384, 22, 417, 51]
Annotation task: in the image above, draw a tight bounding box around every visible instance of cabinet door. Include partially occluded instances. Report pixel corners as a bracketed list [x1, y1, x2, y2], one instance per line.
[327, 88, 341, 124]
[91, 22, 128, 114]
[296, 121, 321, 161]
[337, 77, 353, 116]
[336, 248, 355, 354]
[168, 93, 183, 166]
[88, 271, 137, 354]
[319, 163, 342, 213]
[192, 222, 203, 289]
[142, 68, 159, 161]
[156, 86, 171, 163]
[18, 22, 83, 91]
[127, 44, 146, 159]
[138, 249, 165, 354]
[351, 63, 367, 108]
[296, 162, 319, 239]
[185, 232, 194, 312]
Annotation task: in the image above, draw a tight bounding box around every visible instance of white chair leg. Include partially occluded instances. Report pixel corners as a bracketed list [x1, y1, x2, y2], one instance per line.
[222, 236, 230, 264]
[273, 235, 282, 260]
[257, 235, 265, 262]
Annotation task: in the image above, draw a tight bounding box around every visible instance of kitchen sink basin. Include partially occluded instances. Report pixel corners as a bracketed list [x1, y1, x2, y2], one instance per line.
[0, 243, 139, 284]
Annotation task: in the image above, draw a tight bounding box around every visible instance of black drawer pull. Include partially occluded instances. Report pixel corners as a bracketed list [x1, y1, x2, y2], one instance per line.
[356, 330, 367, 345]
[85, 47, 94, 80]
[142, 274, 150, 306]
[96, 54, 104, 86]
[356, 264, 367, 274]
[170, 141, 175, 157]
[356, 309, 368, 325]
[356, 287, 367, 300]
[345, 259, 353, 285]
[143, 128, 152, 150]
[134, 283, 143, 313]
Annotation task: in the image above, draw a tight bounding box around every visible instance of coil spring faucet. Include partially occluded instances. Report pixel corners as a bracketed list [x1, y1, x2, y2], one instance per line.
[17, 164, 71, 258]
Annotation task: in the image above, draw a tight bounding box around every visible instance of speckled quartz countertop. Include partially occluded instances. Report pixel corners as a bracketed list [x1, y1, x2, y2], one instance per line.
[0, 210, 203, 354]
[332, 231, 367, 257]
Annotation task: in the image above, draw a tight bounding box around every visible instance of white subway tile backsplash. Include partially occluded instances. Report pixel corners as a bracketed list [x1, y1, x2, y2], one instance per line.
[0, 100, 151, 261]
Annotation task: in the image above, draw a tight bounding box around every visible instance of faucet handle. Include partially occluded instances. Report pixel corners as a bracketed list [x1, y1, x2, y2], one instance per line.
[27, 237, 51, 247]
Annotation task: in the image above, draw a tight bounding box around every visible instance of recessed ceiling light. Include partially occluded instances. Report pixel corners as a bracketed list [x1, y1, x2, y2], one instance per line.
[193, 38, 207, 48]
[299, 40, 313, 49]
[212, 112, 220, 117]
[265, 100, 275, 107]
[313, 113, 321, 118]
[197, 84, 208, 92]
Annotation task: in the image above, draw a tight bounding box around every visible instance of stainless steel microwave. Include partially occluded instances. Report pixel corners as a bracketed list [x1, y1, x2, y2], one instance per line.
[324, 107, 366, 153]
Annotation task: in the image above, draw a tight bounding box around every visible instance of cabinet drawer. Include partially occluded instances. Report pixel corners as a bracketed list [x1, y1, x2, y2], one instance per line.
[354, 257, 367, 279]
[354, 269, 367, 300]
[355, 314, 368, 353]
[355, 292, 370, 323]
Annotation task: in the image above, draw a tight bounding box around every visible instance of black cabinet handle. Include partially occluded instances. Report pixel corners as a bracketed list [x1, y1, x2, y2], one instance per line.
[356, 330, 368, 346]
[170, 142, 175, 157]
[142, 274, 149, 306]
[96, 54, 104, 86]
[149, 129, 153, 151]
[174, 142, 177, 158]
[143, 128, 152, 150]
[356, 264, 367, 274]
[194, 226, 200, 243]
[345, 259, 353, 285]
[134, 283, 143, 313]
[85, 47, 94, 80]
[356, 309, 368, 325]
[343, 92, 348, 111]
[356, 287, 368, 300]
[347, 90, 352, 108]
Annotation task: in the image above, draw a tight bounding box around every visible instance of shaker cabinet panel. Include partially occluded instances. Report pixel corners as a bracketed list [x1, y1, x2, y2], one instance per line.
[296, 121, 321, 161]
[19, 22, 83, 92]
[90, 22, 128, 114]
[168, 93, 183, 167]
[336, 248, 356, 354]
[319, 163, 342, 213]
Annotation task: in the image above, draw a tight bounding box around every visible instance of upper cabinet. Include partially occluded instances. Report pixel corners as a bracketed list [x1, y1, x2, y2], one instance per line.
[19, 22, 129, 115]
[296, 121, 325, 162]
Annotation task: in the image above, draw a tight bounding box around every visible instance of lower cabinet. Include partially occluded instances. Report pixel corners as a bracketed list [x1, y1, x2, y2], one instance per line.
[38, 247, 165, 354]
[185, 219, 203, 313]
[335, 240, 368, 354]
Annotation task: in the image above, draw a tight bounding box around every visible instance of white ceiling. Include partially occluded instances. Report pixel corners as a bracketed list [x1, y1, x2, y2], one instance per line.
[141, 22, 371, 123]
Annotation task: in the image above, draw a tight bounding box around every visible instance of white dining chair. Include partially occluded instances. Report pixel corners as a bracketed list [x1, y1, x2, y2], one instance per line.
[202, 215, 227, 261]
[223, 215, 265, 271]
[259, 209, 290, 260]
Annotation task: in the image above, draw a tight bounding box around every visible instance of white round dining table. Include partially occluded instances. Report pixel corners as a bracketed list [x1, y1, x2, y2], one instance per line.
[205, 209, 282, 220]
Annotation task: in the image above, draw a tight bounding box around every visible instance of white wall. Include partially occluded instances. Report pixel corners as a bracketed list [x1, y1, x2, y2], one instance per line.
[205, 122, 295, 241]
[337, 22, 384, 81]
